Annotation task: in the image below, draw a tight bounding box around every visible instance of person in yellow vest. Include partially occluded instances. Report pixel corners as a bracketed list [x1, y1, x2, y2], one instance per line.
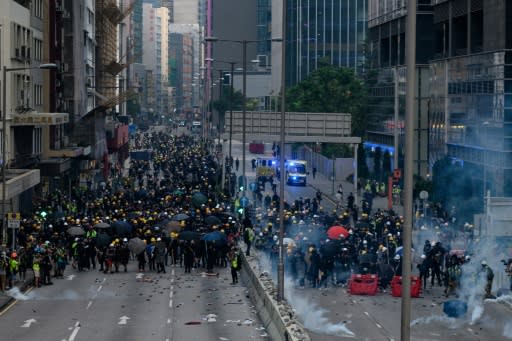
[32, 253, 41, 288]
[8, 252, 19, 289]
[229, 246, 241, 284]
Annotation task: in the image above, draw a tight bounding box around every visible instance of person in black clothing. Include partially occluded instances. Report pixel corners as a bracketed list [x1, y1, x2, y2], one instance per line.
[183, 241, 195, 273]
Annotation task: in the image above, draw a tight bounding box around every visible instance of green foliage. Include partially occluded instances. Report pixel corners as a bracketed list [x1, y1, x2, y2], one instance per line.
[286, 65, 368, 136]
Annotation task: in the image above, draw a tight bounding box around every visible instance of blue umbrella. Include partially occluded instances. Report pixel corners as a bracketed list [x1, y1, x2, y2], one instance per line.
[112, 220, 133, 235]
[395, 246, 415, 256]
[201, 231, 227, 243]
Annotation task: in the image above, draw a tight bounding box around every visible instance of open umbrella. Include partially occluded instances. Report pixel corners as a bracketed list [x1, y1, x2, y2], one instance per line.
[112, 220, 133, 235]
[179, 230, 199, 241]
[201, 231, 227, 243]
[395, 246, 415, 256]
[135, 188, 148, 199]
[96, 233, 112, 248]
[191, 192, 208, 207]
[173, 213, 190, 221]
[173, 188, 185, 195]
[94, 222, 111, 229]
[164, 221, 181, 233]
[67, 226, 85, 236]
[327, 225, 349, 240]
[128, 237, 146, 254]
[355, 221, 371, 229]
[204, 215, 221, 226]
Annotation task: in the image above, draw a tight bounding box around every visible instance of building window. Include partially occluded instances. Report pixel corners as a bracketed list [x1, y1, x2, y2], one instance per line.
[33, 38, 42, 61]
[33, 84, 42, 107]
[32, 0, 43, 19]
[33, 127, 42, 155]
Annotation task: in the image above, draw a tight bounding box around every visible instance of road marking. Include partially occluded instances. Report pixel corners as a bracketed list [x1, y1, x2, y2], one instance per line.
[169, 299, 173, 308]
[167, 318, 171, 324]
[0, 286, 33, 316]
[86, 301, 93, 310]
[21, 318, 37, 328]
[375, 323, 382, 329]
[172, 269, 175, 276]
[97, 285, 103, 292]
[171, 278, 174, 284]
[169, 288, 174, 298]
[364, 311, 370, 316]
[68, 321, 80, 341]
[66, 275, 76, 280]
[118, 316, 130, 325]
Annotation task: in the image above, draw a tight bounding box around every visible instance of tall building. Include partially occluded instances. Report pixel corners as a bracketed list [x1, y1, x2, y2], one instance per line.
[365, 0, 434, 177]
[142, 3, 169, 118]
[284, 0, 367, 87]
[429, 0, 512, 197]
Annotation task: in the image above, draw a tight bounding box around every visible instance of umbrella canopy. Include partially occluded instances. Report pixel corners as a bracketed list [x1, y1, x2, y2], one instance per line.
[94, 222, 111, 229]
[201, 231, 227, 243]
[179, 230, 200, 241]
[67, 226, 85, 236]
[355, 221, 371, 229]
[395, 246, 415, 256]
[96, 233, 112, 248]
[173, 213, 190, 221]
[327, 226, 349, 240]
[134, 189, 148, 199]
[164, 221, 181, 233]
[191, 192, 208, 207]
[128, 237, 146, 254]
[112, 220, 133, 235]
[173, 189, 185, 195]
[204, 215, 221, 226]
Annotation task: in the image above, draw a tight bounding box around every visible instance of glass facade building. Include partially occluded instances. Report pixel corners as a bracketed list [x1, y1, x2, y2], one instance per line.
[285, 0, 367, 86]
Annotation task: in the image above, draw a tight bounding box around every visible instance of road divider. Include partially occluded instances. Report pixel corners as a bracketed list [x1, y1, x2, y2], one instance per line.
[240, 253, 311, 341]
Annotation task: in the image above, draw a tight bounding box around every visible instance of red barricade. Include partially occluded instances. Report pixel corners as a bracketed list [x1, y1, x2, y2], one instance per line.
[390, 275, 422, 298]
[348, 274, 379, 296]
[249, 143, 264, 154]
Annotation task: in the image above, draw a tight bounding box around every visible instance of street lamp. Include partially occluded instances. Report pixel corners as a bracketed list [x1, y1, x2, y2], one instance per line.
[204, 37, 253, 197]
[1, 63, 57, 246]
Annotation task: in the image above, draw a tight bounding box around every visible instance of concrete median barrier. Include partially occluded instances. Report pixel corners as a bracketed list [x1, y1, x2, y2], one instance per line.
[240, 254, 311, 341]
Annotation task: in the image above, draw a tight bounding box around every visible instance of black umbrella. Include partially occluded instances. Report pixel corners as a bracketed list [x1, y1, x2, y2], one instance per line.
[191, 192, 208, 207]
[67, 226, 85, 236]
[204, 215, 221, 226]
[355, 221, 371, 229]
[112, 220, 133, 235]
[135, 189, 148, 199]
[128, 237, 146, 254]
[94, 222, 111, 229]
[179, 231, 199, 241]
[173, 213, 190, 221]
[96, 233, 111, 248]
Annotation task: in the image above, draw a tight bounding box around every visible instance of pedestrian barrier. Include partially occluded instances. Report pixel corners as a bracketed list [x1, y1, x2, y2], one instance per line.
[390, 275, 422, 297]
[348, 274, 379, 295]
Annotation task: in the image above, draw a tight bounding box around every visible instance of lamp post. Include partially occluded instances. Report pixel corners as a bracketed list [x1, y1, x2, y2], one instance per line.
[277, 0, 287, 302]
[1, 63, 57, 246]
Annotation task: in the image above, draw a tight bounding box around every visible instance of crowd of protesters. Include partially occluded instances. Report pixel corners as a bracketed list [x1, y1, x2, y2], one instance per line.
[0, 126, 510, 300]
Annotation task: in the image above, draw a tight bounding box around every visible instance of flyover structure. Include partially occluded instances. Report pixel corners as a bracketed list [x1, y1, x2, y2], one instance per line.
[222, 111, 361, 144]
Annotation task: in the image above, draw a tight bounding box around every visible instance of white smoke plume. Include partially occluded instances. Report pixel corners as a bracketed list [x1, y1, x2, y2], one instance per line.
[504, 321, 512, 339]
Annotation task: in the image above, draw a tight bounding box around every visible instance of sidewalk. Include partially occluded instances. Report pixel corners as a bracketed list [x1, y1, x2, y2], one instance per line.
[0, 271, 34, 311]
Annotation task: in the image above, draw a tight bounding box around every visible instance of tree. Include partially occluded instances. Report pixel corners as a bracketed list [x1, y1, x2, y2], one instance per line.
[286, 65, 368, 136]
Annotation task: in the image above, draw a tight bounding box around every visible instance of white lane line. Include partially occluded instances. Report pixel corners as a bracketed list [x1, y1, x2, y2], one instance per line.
[97, 285, 103, 292]
[375, 323, 382, 329]
[169, 288, 174, 299]
[68, 321, 80, 341]
[170, 278, 174, 284]
[363, 311, 370, 316]
[167, 318, 171, 324]
[86, 301, 92, 310]
[169, 299, 173, 308]
[171, 269, 175, 276]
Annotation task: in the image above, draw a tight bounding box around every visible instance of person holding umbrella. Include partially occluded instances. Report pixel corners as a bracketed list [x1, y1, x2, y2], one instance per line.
[183, 241, 195, 274]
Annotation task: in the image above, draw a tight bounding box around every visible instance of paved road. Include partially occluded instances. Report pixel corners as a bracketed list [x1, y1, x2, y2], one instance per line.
[227, 139, 512, 340]
[0, 262, 266, 341]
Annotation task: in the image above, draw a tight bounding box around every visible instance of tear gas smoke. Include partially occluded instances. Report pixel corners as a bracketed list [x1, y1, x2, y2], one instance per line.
[258, 253, 355, 338]
[504, 321, 512, 339]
